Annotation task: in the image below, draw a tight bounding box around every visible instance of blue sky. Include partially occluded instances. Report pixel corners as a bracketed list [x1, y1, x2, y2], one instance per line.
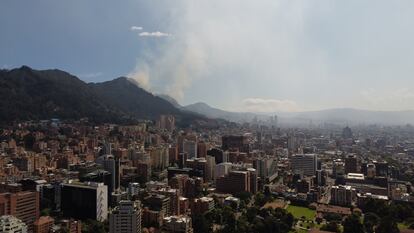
[1, 1, 414, 112]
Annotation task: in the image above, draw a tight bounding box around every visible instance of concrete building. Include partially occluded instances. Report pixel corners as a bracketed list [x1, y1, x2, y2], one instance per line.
[58, 219, 81, 233]
[214, 163, 232, 181]
[152, 188, 180, 215]
[290, 154, 318, 177]
[216, 170, 253, 195]
[96, 154, 120, 192]
[157, 115, 175, 132]
[333, 159, 345, 178]
[33, 216, 54, 233]
[205, 155, 215, 182]
[253, 157, 272, 179]
[331, 185, 356, 207]
[0, 215, 27, 233]
[191, 197, 214, 215]
[61, 181, 108, 222]
[109, 200, 142, 233]
[0, 191, 39, 233]
[345, 154, 358, 174]
[366, 163, 376, 178]
[143, 194, 171, 216]
[222, 135, 249, 153]
[183, 140, 197, 159]
[162, 216, 193, 233]
[128, 183, 141, 197]
[150, 147, 169, 170]
[247, 168, 258, 194]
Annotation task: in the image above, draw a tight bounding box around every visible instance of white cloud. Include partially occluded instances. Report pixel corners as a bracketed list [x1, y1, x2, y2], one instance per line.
[130, 26, 143, 31]
[241, 98, 301, 112]
[139, 31, 171, 37]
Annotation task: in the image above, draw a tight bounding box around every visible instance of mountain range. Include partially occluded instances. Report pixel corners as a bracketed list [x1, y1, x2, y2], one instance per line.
[0, 66, 202, 125]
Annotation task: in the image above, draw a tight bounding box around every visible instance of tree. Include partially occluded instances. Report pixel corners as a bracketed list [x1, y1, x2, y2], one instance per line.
[343, 214, 364, 233]
[324, 213, 342, 222]
[320, 222, 340, 233]
[82, 220, 106, 233]
[235, 191, 252, 203]
[376, 216, 399, 233]
[40, 208, 51, 216]
[254, 192, 267, 207]
[192, 214, 212, 233]
[364, 212, 379, 233]
[246, 207, 258, 222]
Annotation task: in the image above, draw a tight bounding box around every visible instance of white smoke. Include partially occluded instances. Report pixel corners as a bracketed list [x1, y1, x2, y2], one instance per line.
[127, 62, 151, 91]
[129, 0, 328, 103]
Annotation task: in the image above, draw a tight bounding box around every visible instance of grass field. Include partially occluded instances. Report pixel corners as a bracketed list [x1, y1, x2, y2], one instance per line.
[286, 205, 316, 220]
[398, 222, 409, 230]
[262, 199, 287, 209]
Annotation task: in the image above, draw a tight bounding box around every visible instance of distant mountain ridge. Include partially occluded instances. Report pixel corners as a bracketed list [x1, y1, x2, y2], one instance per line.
[0, 66, 202, 125]
[182, 102, 414, 125]
[183, 102, 261, 122]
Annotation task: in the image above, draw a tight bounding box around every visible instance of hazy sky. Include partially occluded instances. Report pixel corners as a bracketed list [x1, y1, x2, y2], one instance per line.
[1, 1, 414, 112]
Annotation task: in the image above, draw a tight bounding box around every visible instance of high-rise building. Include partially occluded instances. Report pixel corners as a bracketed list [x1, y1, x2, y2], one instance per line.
[331, 185, 356, 206]
[80, 170, 112, 197]
[109, 200, 142, 233]
[207, 148, 225, 164]
[253, 157, 272, 179]
[185, 158, 207, 181]
[216, 171, 252, 195]
[374, 161, 389, 177]
[247, 168, 258, 194]
[169, 146, 179, 164]
[366, 163, 376, 178]
[60, 181, 108, 222]
[345, 154, 358, 174]
[205, 155, 215, 182]
[0, 215, 28, 233]
[150, 147, 169, 170]
[290, 154, 318, 177]
[0, 191, 39, 232]
[214, 163, 232, 181]
[128, 183, 141, 197]
[157, 115, 176, 132]
[333, 159, 345, 178]
[315, 170, 327, 186]
[342, 126, 353, 139]
[96, 154, 120, 192]
[183, 140, 197, 159]
[197, 142, 208, 158]
[221, 135, 249, 152]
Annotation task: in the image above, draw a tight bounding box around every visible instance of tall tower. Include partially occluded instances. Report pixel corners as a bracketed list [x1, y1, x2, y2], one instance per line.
[109, 200, 142, 233]
[96, 154, 120, 192]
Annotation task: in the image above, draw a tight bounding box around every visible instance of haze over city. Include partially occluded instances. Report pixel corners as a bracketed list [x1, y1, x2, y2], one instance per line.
[2, 1, 414, 112]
